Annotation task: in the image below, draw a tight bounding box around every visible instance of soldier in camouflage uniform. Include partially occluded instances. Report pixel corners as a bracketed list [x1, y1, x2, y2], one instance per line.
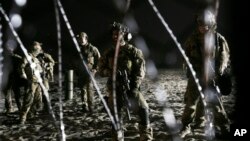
[180, 11, 230, 138]
[19, 41, 44, 124]
[98, 22, 153, 141]
[37, 48, 55, 113]
[3, 49, 25, 113]
[76, 32, 100, 112]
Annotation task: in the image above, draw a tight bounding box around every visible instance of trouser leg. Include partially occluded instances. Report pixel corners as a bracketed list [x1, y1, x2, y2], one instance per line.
[86, 82, 94, 112]
[4, 88, 13, 113]
[137, 92, 153, 141]
[20, 83, 40, 124]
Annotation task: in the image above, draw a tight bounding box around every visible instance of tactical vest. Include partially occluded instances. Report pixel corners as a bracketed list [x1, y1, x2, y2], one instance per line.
[37, 53, 54, 81]
[81, 44, 99, 70]
[185, 32, 229, 78]
[24, 55, 43, 82]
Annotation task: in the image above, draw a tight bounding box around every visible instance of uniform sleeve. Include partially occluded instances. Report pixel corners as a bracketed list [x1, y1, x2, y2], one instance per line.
[19, 58, 28, 78]
[184, 31, 200, 60]
[98, 49, 112, 77]
[44, 53, 55, 65]
[93, 47, 101, 71]
[131, 48, 146, 89]
[12, 53, 22, 60]
[218, 35, 230, 75]
[183, 36, 193, 78]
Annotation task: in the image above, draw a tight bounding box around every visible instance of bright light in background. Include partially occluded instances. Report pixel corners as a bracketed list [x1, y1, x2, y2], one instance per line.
[6, 39, 18, 49]
[163, 108, 177, 128]
[154, 86, 167, 104]
[146, 60, 158, 79]
[10, 14, 22, 28]
[15, 0, 27, 7]
[0, 24, 2, 39]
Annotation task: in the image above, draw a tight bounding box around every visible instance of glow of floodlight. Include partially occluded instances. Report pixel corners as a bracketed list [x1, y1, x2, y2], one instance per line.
[15, 0, 27, 7]
[10, 14, 22, 28]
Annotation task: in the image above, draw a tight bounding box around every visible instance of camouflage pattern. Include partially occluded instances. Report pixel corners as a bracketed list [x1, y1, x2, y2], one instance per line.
[19, 47, 43, 124]
[78, 43, 100, 112]
[98, 44, 146, 87]
[182, 30, 230, 135]
[37, 52, 55, 89]
[98, 42, 152, 141]
[185, 31, 230, 78]
[3, 53, 25, 113]
[4, 86, 14, 113]
[37, 52, 55, 112]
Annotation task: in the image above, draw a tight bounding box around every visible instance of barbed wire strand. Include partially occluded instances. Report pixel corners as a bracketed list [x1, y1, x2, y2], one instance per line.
[0, 15, 3, 100]
[111, 32, 123, 135]
[55, 0, 117, 130]
[147, 0, 218, 139]
[53, 0, 66, 140]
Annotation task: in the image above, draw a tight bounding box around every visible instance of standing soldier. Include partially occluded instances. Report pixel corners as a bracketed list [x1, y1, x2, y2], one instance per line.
[37, 49, 55, 113]
[3, 49, 25, 113]
[19, 41, 44, 124]
[180, 11, 230, 138]
[98, 22, 153, 141]
[76, 32, 100, 112]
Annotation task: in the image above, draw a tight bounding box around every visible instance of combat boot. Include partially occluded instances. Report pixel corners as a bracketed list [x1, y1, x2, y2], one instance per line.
[180, 125, 192, 138]
[111, 129, 124, 141]
[88, 106, 93, 113]
[19, 111, 28, 125]
[82, 104, 89, 112]
[19, 116, 26, 125]
[5, 107, 14, 114]
[139, 125, 153, 141]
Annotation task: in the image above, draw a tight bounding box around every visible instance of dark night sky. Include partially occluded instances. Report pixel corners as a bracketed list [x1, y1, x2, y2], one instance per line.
[2, 0, 233, 69]
[2, 0, 250, 135]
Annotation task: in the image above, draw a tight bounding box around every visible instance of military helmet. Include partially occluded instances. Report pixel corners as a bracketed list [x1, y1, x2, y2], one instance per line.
[31, 41, 42, 56]
[32, 41, 42, 51]
[33, 41, 42, 46]
[76, 32, 88, 40]
[196, 10, 216, 28]
[111, 22, 129, 33]
[111, 22, 132, 41]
